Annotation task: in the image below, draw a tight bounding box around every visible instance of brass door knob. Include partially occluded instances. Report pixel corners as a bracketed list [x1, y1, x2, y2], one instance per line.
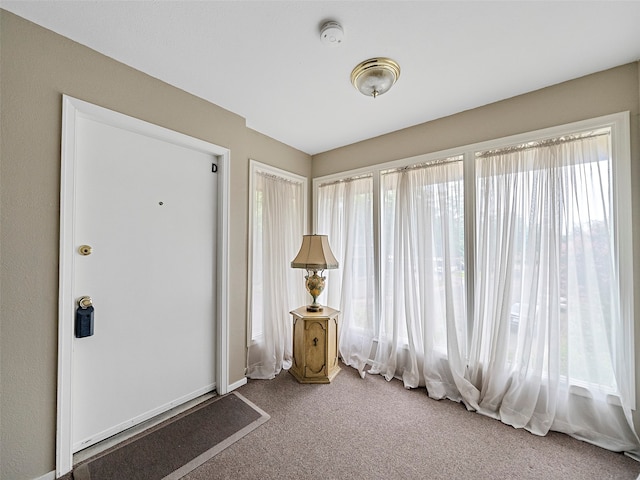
[77, 296, 93, 309]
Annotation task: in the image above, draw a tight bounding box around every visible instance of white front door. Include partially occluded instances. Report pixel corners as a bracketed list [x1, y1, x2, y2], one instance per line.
[70, 112, 218, 452]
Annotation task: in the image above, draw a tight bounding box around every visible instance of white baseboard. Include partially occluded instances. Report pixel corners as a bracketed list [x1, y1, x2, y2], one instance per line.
[228, 377, 248, 392]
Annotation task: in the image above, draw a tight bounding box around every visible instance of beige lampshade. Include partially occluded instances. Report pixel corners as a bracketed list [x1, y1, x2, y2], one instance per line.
[291, 235, 339, 270]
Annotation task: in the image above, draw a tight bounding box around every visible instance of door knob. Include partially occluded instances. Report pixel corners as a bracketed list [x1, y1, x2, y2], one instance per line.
[77, 296, 93, 309]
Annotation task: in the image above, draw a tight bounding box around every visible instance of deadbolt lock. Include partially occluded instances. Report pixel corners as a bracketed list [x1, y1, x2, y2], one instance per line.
[78, 245, 93, 256]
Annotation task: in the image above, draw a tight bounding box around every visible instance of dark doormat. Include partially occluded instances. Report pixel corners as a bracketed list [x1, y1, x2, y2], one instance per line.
[73, 392, 269, 480]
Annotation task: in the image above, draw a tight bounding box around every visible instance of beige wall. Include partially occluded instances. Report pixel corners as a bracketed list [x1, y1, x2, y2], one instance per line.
[0, 11, 311, 480]
[313, 62, 640, 431]
[313, 63, 639, 176]
[2, 7, 639, 480]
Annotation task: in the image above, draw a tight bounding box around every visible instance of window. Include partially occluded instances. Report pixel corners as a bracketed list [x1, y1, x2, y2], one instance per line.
[316, 175, 375, 375]
[314, 112, 636, 453]
[474, 131, 619, 391]
[247, 161, 306, 379]
[379, 158, 466, 353]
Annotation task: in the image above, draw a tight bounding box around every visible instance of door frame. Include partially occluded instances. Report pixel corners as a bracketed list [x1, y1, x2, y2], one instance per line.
[56, 95, 231, 477]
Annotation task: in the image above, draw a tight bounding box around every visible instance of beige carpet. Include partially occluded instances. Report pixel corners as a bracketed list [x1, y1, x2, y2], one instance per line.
[184, 363, 640, 480]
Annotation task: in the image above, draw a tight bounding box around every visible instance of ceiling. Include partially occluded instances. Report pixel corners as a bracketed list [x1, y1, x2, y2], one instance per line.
[2, 1, 640, 155]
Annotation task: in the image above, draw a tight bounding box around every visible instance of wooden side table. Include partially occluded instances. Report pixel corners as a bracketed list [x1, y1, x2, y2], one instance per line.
[289, 306, 340, 384]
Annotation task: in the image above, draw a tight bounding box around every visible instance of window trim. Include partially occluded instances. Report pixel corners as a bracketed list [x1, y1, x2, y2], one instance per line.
[247, 159, 308, 347]
[313, 111, 634, 408]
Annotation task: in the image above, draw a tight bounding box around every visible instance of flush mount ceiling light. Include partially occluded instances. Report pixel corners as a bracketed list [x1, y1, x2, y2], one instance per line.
[350, 57, 401, 98]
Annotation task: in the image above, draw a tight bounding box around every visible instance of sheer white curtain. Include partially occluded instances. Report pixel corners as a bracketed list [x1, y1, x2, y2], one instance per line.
[315, 123, 637, 456]
[247, 170, 305, 379]
[317, 176, 375, 377]
[469, 133, 639, 453]
[370, 160, 468, 397]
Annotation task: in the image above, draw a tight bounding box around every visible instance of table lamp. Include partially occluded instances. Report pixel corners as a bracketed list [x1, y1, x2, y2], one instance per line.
[291, 234, 339, 312]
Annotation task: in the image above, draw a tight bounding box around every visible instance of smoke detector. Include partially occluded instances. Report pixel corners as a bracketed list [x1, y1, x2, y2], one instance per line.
[320, 21, 344, 47]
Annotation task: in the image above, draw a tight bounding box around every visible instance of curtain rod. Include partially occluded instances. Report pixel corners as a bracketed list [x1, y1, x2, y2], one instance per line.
[383, 155, 463, 175]
[318, 173, 373, 188]
[257, 170, 304, 185]
[476, 130, 609, 159]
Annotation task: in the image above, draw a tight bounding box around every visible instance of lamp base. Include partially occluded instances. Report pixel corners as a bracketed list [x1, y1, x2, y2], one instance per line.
[304, 270, 326, 313]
